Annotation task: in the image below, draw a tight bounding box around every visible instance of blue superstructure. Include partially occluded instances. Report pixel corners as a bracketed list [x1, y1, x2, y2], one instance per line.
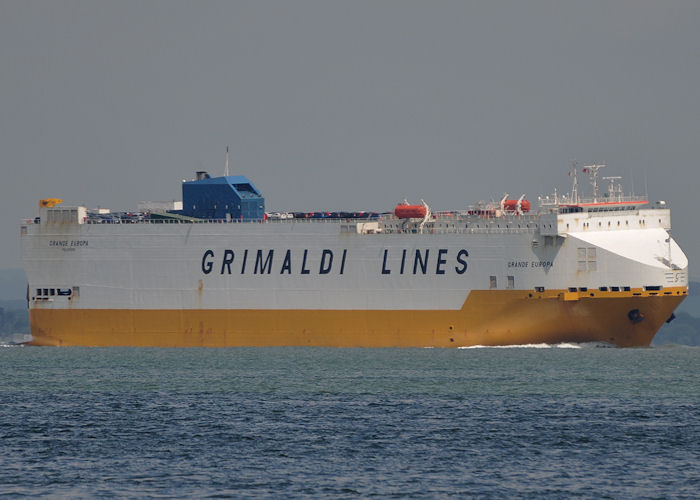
[181, 171, 265, 220]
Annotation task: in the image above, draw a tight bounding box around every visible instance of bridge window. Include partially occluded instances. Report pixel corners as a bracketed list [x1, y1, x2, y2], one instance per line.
[233, 183, 256, 194]
[490, 276, 497, 289]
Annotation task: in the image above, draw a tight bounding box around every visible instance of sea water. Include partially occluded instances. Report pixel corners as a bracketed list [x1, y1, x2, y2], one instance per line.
[1, 345, 698, 498]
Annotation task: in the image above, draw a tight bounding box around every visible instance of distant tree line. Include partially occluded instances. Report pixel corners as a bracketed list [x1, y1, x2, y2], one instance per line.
[653, 312, 700, 346]
[0, 307, 30, 335]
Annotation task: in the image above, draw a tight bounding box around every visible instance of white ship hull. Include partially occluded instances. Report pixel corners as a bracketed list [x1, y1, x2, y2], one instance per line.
[21, 207, 688, 347]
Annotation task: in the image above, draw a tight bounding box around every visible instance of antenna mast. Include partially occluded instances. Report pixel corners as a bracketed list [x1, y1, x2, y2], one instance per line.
[603, 176, 622, 201]
[570, 161, 579, 204]
[225, 146, 230, 177]
[583, 164, 606, 202]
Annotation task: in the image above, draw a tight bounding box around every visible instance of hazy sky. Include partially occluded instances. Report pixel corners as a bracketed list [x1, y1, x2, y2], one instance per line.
[2, 1, 699, 275]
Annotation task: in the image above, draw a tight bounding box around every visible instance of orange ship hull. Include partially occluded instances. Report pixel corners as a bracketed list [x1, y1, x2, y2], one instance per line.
[28, 287, 687, 347]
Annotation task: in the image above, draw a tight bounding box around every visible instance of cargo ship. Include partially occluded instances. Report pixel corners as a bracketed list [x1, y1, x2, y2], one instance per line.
[21, 163, 688, 347]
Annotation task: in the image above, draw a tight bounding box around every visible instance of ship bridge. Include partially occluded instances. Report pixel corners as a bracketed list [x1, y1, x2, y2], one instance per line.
[181, 171, 265, 221]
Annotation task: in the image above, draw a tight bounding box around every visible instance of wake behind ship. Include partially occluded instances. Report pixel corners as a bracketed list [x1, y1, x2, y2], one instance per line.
[21, 164, 688, 347]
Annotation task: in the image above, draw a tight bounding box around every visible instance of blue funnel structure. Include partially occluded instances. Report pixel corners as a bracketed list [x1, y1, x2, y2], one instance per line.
[181, 171, 265, 220]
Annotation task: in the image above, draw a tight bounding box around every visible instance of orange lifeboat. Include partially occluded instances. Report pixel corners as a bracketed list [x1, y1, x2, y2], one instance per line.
[394, 204, 427, 219]
[503, 199, 531, 213]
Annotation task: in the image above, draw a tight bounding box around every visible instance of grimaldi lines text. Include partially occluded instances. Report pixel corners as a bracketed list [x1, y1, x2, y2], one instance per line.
[200, 247, 469, 276]
[20, 165, 688, 347]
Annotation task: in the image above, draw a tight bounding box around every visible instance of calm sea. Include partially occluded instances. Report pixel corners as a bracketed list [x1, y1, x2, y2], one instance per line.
[1, 345, 699, 498]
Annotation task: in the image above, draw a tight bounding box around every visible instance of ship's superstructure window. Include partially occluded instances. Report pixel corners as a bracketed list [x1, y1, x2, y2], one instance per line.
[490, 276, 497, 289]
[507, 276, 514, 289]
[34, 287, 74, 298]
[599, 286, 609, 291]
[611, 286, 620, 292]
[233, 183, 255, 194]
[73, 286, 80, 297]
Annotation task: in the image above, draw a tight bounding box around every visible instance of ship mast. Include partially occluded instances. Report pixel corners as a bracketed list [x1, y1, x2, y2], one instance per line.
[603, 176, 622, 201]
[583, 164, 606, 202]
[225, 146, 230, 177]
[570, 161, 579, 204]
